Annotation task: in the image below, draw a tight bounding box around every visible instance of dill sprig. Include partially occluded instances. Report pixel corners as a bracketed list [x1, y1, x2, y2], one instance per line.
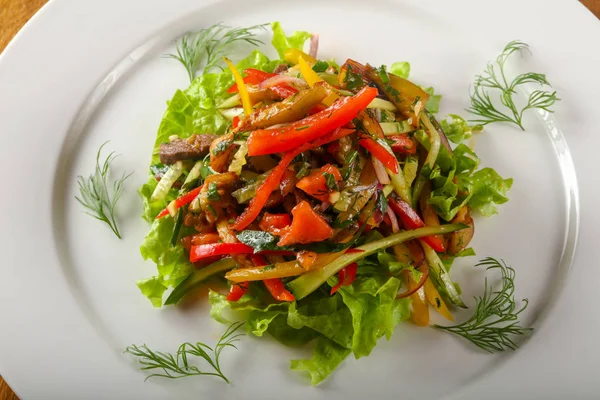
[167, 23, 267, 82]
[75, 142, 132, 239]
[435, 257, 532, 352]
[467, 40, 559, 130]
[125, 321, 244, 383]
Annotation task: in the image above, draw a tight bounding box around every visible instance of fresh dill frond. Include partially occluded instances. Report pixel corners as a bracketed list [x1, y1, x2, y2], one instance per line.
[467, 40, 559, 130]
[435, 257, 532, 353]
[75, 142, 132, 239]
[125, 321, 244, 383]
[166, 23, 267, 82]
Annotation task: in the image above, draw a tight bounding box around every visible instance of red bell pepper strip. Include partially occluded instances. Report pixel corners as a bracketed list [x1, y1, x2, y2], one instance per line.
[345, 248, 365, 254]
[190, 243, 254, 263]
[247, 254, 295, 302]
[269, 84, 298, 99]
[226, 281, 249, 302]
[232, 115, 240, 129]
[263, 278, 296, 302]
[358, 137, 400, 174]
[232, 128, 355, 231]
[247, 86, 378, 156]
[388, 197, 446, 252]
[330, 262, 358, 295]
[387, 134, 417, 154]
[155, 186, 202, 219]
[227, 68, 298, 99]
[227, 69, 271, 93]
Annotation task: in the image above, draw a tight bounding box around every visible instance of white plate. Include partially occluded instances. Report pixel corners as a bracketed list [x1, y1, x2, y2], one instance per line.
[1, 0, 599, 399]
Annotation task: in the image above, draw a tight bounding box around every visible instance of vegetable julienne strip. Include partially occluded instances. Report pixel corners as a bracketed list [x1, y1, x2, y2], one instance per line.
[288, 224, 467, 300]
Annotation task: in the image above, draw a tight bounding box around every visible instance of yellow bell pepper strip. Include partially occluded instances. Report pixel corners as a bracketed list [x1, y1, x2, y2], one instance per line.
[298, 56, 338, 106]
[298, 56, 323, 86]
[402, 272, 430, 326]
[225, 260, 306, 282]
[284, 48, 317, 65]
[225, 250, 350, 283]
[424, 278, 454, 321]
[224, 57, 253, 116]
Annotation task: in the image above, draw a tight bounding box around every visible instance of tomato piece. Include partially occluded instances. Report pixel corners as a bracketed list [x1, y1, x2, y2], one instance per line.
[277, 201, 334, 246]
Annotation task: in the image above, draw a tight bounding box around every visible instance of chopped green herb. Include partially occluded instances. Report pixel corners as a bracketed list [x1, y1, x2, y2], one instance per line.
[295, 125, 310, 131]
[212, 140, 230, 156]
[207, 182, 221, 201]
[312, 60, 329, 73]
[323, 172, 339, 191]
[261, 265, 275, 272]
[344, 64, 365, 91]
[376, 65, 390, 84]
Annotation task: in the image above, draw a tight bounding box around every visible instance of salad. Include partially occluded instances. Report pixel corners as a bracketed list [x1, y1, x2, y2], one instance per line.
[133, 22, 518, 385]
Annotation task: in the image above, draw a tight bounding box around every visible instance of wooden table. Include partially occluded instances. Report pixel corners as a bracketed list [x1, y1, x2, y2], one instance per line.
[0, 0, 598, 399]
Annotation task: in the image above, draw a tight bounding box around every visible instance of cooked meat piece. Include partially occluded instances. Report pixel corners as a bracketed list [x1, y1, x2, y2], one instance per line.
[272, 63, 289, 74]
[159, 134, 218, 165]
[279, 169, 298, 197]
[264, 191, 283, 208]
[199, 172, 239, 223]
[183, 211, 215, 233]
[209, 133, 238, 173]
[448, 207, 474, 254]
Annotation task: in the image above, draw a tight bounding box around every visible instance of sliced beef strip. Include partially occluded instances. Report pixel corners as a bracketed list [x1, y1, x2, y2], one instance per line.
[159, 134, 219, 165]
[272, 63, 289, 74]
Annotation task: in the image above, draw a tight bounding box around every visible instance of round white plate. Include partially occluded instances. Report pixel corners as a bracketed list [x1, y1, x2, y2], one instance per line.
[1, 0, 599, 399]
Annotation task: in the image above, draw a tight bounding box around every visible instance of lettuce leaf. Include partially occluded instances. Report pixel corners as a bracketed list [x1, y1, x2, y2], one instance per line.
[270, 21, 311, 58]
[339, 276, 410, 358]
[442, 247, 476, 271]
[208, 288, 290, 336]
[463, 168, 513, 216]
[287, 292, 353, 348]
[424, 86, 442, 113]
[136, 276, 168, 308]
[440, 114, 477, 144]
[414, 129, 512, 221]
[137, 217, 194, 307]
[389, 61, 410, 79]
[267, 314, 319, 347]
[290, 336, 351, 386]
